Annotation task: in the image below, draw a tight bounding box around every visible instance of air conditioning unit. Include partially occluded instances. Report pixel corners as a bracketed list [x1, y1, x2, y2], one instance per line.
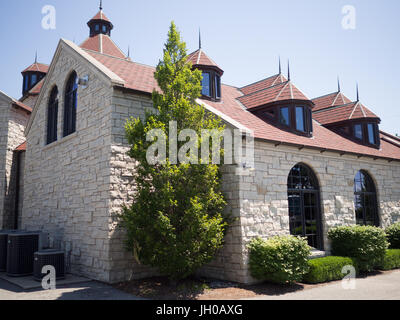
[0, 230, 19, 272]
[6, 232, 40, 277]
[33, 249, 65, 281]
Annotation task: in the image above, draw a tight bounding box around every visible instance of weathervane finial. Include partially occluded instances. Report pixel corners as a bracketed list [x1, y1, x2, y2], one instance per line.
[35, 51, 37, 63]
[356, 82, 359, 101]
[337, 76, 341, 92]
[100, 0, 103, 10]
[279, 56, 282, 74]
[199, 28, 202, 49]
[287, 60, 291, 81]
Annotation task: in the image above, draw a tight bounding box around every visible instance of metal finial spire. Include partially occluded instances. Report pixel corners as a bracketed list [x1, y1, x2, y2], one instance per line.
[99, 0, 103, 10]
[35, 51, 37, 63]
[279, 56, 282, 74]
[287, 60, 291, 81]
[127, 46, 130, 58]
[356, 82, 359, 101]
[199, 28, 202, 49]
[337, 76, 341, 92]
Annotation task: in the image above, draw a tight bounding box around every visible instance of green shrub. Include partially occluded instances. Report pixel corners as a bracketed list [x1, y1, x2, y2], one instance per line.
[378, 249, 400, 271]
[248, 236, 311, 284]
[303, 256, 358, 284]
[386, 223, 400, 249]
[328, 226, 388, 272]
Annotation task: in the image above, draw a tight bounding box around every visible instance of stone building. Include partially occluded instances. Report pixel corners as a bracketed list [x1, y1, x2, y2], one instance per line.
[0, 6, 399, 284]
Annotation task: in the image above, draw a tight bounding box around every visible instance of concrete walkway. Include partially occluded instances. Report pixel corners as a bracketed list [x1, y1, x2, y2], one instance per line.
[0, 279, 143, 300]
[247, 270, 400, 300]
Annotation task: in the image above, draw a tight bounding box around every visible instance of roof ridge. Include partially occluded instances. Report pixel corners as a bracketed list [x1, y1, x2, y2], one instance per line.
[239, 80, 289, 99]
[313, 101, 356, 114]
[349, 101, 361, 119]
[274, 81, 290, 102]
[331, 91, 341, 106]
[240, 74, 280, 90]
[83, 48, 155, 69]
[312, 91, 338, 101]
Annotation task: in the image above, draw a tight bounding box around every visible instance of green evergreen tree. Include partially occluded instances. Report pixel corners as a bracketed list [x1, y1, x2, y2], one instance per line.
[121, 22, 228, 281]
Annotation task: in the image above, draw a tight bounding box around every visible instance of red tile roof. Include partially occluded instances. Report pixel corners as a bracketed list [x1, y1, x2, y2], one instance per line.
[313, 101, 380, 125]
[240, 74, 287, 95]
[15, 142, 26, 151]
[238, 81, 310, 109]
[22, 62, 49, 74]
[89, 10, 111, 23]
[199, 85, 400, 161]
[312, 91, 352, 112]
[28, 78, 45, 95]
[12, 100, 32, 113]
[187, 49, 223, 72]
[85, 50, 160, 93]
[80, 34, 127, 59]
[78, 46, 400, 161]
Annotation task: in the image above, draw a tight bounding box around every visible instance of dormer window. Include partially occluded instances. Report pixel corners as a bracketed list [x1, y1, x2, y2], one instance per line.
[201, 72, 211, 97]
[354, 124, 363, 140]
[280, 107, 290, 126]
[296, 106, 305, 132]
[368, 123, 376, 145]
[254, 103, 313, 137]
[200, 70, 222, 101]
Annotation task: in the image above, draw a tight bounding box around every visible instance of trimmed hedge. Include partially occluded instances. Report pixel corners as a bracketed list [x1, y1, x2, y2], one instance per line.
[378, 249, 400, 271]
[303, 256, 358, 284]
[248, 236, 311, 284]
[386, 223, 400, 249]
[328, 226, 388, 272]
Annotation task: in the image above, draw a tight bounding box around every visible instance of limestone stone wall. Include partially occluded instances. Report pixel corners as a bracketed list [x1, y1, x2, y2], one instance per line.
[2, 107, 30, 228]
[201, 139, 400, 284]
[0, 100, 9, 228]
[107, 89, 159, 283]
[22, 48, 115, 282]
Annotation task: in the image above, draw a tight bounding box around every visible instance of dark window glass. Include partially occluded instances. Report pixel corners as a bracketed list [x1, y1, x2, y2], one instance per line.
[368, 124, 376, 145]
[215, 75, 221, 99]
[280, 107, 290, 126]
[102, 25, 107, 33]
[354, 124, 363, 140]
[64, 72, 78, 137]
[23, 76, 29, 91]
[296, 106, 305, 132]
[288, 164, 322, 250]
[201, 72, 211, 96]
[264, 109, 275, 118]
[354, 170, 379, 226]
[31, 74, 37, 86]
[47, 86, 58, 144]
[95, 24, 100, 31]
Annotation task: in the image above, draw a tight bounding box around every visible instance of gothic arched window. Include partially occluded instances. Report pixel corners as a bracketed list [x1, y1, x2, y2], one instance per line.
[287, 163, 323, 250]
[354, 170, 379, 226]
[47, 86, 58, 144]
[63, 72, 78, 137]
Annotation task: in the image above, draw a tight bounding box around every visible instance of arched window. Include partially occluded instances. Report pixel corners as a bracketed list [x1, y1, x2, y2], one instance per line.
[64, 72, 78, 137]
[287, 164, 323, 250]
[354, 170, 379, 226]
[47, 86, 58, 144]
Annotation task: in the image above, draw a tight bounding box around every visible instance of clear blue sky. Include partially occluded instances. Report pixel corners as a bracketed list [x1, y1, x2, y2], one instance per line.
[0, 0, 399, 135]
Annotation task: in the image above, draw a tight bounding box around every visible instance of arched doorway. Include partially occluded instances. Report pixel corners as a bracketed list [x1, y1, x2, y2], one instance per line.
[354, 170, 379, 226]
[287, 164, 323, 250]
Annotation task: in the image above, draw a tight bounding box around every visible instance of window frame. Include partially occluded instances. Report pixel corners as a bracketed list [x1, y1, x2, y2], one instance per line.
[354, 170, 379, 227]
[46, 86, 59, 145]
[63, 72, 78, 138]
